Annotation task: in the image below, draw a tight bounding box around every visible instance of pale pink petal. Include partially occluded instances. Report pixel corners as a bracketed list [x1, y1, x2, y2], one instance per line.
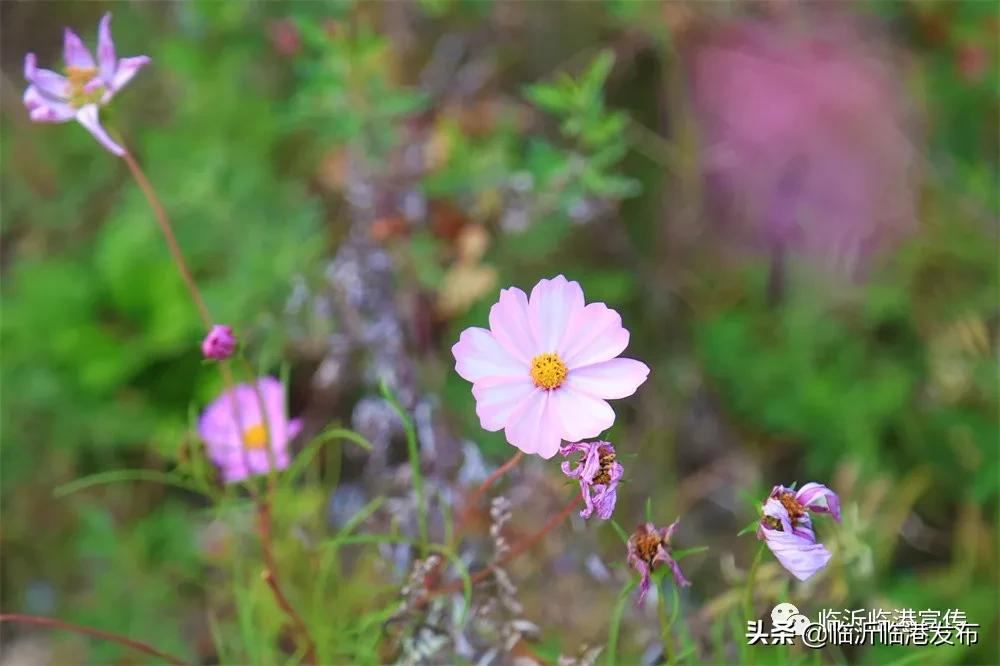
[527, 275, 585, 352]
[565, 358, 650, 400]
[74, 105, 125, 155]
[108, 55, 150, 93]
[24, 54, 69, 100]
[471, 379, 537, 431]
[452, 327, 526, 385]
[551, 387, 614, 442]
[287, 418, 303, 441]
[796, 482, 842, 522]
[503, 391, 562, 458]
[763, 529, 832, 581]
[63, 28, 95, 69]
[97, 13, 117, 82]
[560, 302, 629, 368]
[24, 87, 75, 123]
[488, 287, 536, 363]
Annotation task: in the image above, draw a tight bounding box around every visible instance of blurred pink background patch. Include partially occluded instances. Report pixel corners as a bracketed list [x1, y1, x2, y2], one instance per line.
[690, 19, 918, 281]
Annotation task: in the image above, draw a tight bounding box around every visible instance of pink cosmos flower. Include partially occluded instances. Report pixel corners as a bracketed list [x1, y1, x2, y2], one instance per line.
[626, 521, 691, 605]
[23, 13, 150, 156]
[559, 440, 623, 520]
[757, 482, 840, 581]
[452, 275, 650, 459]
[201, 325, 237, 361]
[198, 377, 302, 483]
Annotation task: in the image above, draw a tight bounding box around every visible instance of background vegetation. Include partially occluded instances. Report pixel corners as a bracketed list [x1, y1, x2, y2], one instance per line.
[1, 1, 996, 664]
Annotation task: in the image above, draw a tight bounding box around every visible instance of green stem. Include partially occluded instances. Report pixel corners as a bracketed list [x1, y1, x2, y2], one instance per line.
[743, 543, 766, 623]
[657, 579, 676, 666]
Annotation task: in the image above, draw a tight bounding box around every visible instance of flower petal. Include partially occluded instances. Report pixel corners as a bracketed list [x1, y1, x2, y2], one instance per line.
[527, 275, 585, 352]
[108, 55, 150, 94]
[74, 104, 125, 155]
[503, 390, 562, 458]
[97, 13, 117, 82]
[24, 86, 75, 123]
[452, 327, 525, 385]
[488, 287, 536, 363]
[560, 302, 630, 368]
[796, 482, 842, 522]
[472, 378, 536, 431]
[63, 28, 95, 69]
[24, 54, 69, 100]
[763, 529, 832, 581]
[565, 358, 650, 400]
[552, 387, 615, 442]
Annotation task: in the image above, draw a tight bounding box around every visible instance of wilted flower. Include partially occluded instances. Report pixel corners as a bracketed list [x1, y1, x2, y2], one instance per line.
[201, 325, 237, 361]
[559, 440, 622, 520]
[198, 377, 302, 483]
[452, 275, 649, 458]
[757, 482, 841, 581]
[23, 13, 150, 156]
[626, 521, 691, 605]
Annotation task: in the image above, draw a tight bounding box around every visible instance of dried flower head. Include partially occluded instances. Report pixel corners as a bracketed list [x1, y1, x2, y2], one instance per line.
[452, 275, 649, 458]
[198, 377, 301, 483]
[559, 440, 623, 520]
[23, 13, 150, 155]
[758, 482, 840, 581]
[201, 325, 237, 361]
[626, 521, 690, 605]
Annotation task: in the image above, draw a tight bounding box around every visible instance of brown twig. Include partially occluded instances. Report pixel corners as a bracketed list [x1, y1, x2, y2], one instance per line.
[256, 498, 317, 662]
[0, 614, 188, 665]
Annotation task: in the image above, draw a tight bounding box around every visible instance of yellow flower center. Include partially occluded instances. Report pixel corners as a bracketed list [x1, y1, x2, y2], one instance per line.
[64, 65, 104, 108]
[242, 424, 269, 449]
[529, 352, 567, 390]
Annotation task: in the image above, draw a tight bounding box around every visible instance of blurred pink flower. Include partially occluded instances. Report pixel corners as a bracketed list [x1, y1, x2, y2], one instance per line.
[452, 275, 649, 459]
[22, 13, 150, 156]
[690, 20, 916, 280]
[201, 325, 237, 361]
[559, 440, 623, 520]
[198, 377, 302, 483]
[757, 482, 841, 581]
[627, 521, 691, 605]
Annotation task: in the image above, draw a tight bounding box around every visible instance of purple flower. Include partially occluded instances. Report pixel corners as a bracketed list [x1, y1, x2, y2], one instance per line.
[757, 482, 841, 581]
[23, 13, 150, 156]
[198, 377, 302, 484]
[626, 521, 691, 605]
[559, 440, 622, 520]
[201, 325, 237, 361]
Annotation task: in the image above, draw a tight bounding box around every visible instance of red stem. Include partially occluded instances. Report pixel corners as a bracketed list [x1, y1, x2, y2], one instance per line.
[0, 614, 187, 665]
[256, 497, 317, 662]
[451, 450, 524, 546]
[432, 492, 583, 596]
[121, 149, 213, 330]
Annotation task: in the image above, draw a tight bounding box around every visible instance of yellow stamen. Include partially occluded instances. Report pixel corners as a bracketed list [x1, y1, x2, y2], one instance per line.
[242, 424, 269, 449]
[529, 352, 567, 390]
[63, 65, 104, 108]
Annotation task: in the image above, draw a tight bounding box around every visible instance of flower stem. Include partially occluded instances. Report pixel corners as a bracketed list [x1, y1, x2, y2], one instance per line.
[120, 148, 213, 330]
[657, 580, 679, 666]
[431, 491, 582, 596]
[0, 614, 188, 665]
[452, 450, 524, 546]
[743, 542, 766, 622]
[256, 498, 317, 663]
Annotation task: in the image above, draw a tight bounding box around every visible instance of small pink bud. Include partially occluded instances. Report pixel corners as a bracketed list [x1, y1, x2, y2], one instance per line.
[202, 325, 236, 361]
